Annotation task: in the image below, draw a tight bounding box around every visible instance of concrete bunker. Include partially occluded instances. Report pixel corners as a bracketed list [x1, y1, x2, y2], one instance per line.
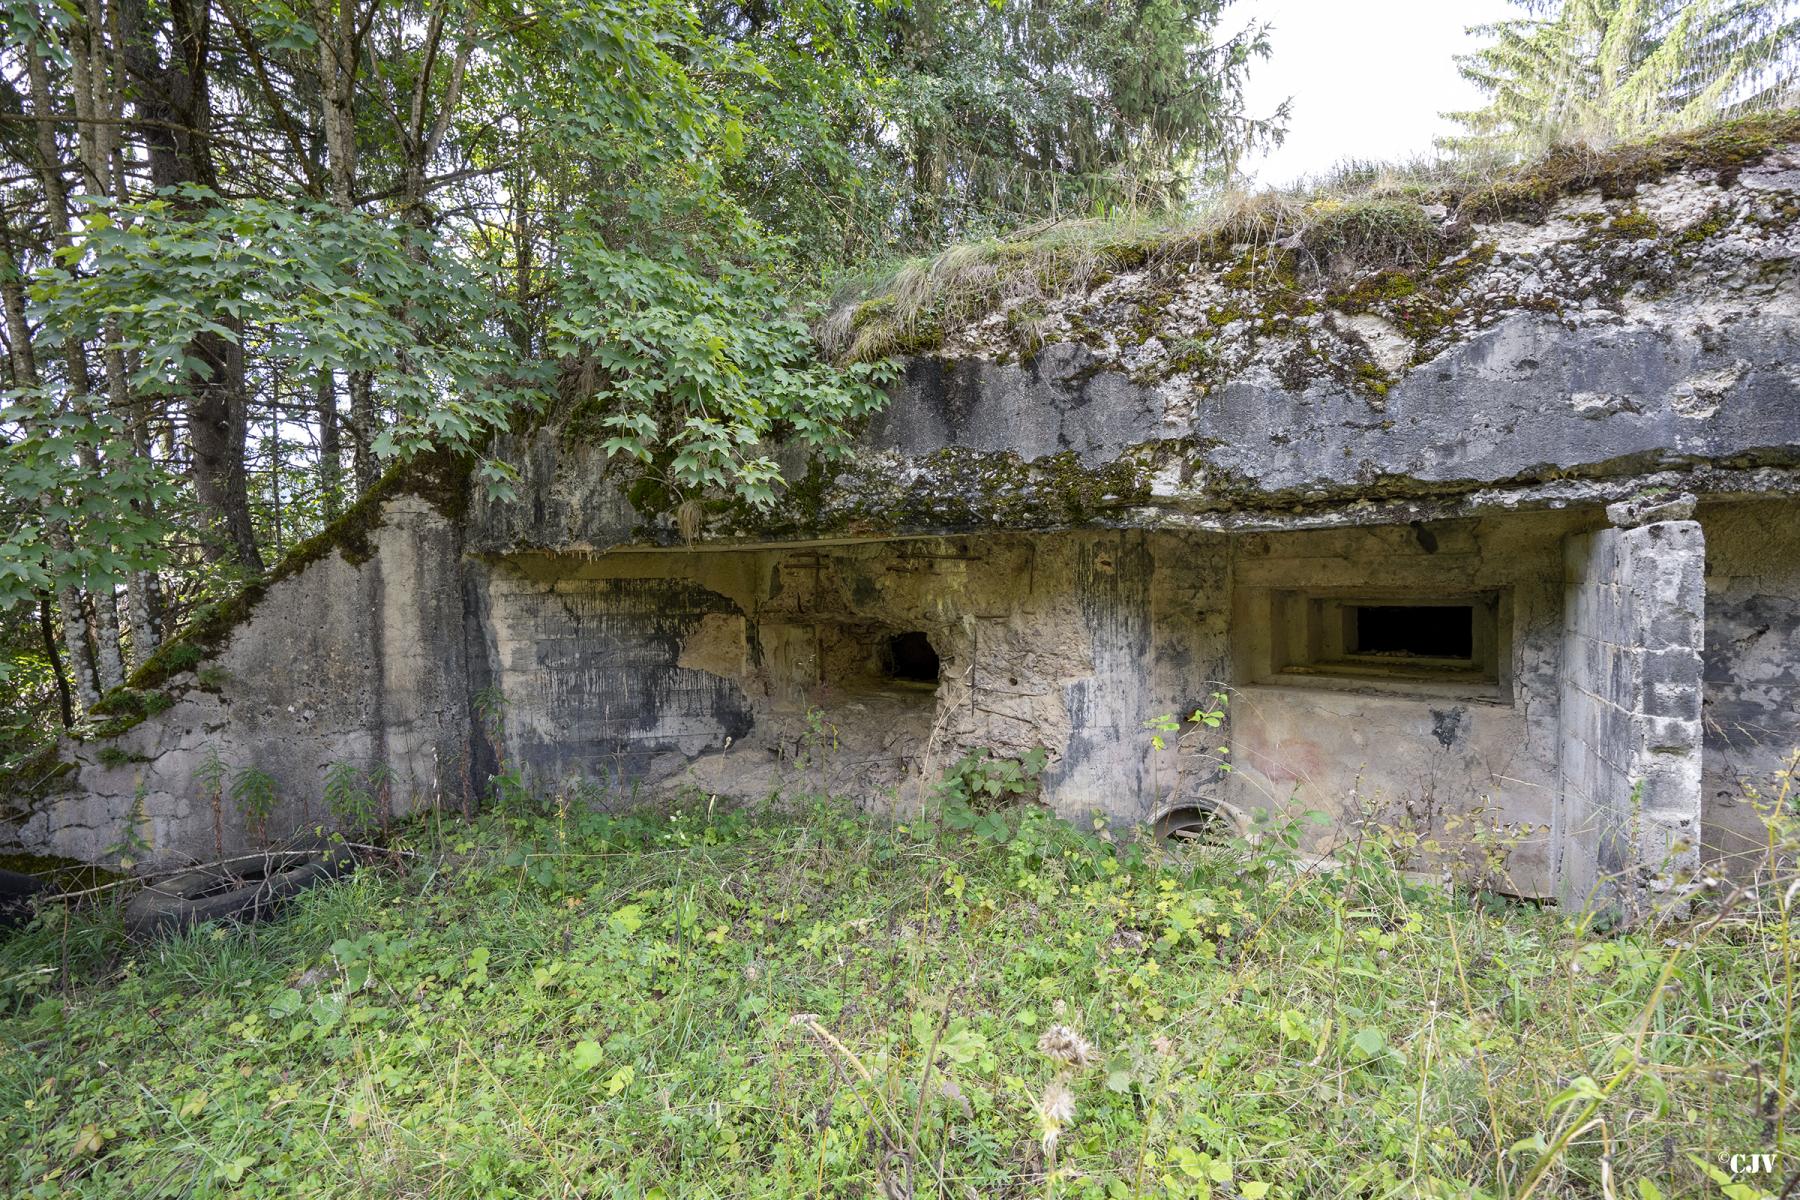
[10, 131, 1800, 919]
[476, 507, 1719, 905]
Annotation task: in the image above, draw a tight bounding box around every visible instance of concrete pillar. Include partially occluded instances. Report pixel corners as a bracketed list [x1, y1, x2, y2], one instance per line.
[1555, 497, 1704, 916]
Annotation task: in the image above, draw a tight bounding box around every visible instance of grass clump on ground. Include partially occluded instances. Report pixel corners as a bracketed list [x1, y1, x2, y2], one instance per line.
[1, 782, 1796, 1199]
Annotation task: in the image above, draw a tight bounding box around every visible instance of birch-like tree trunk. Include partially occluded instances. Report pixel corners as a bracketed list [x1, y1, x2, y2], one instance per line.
[22, 37, 120, 709]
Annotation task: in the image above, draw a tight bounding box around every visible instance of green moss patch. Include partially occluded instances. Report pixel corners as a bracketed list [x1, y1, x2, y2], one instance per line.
[1455, 110, 1800, 223]
[87, 448, 473, 737]
[87, 687, 177, 739]
[823, 444, 1164, 534]
[0, 849, 121, 891]
[0, 743, 78, 818]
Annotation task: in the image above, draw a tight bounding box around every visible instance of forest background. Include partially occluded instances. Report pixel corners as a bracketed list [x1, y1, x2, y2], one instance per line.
[1, 0, 1796, 758]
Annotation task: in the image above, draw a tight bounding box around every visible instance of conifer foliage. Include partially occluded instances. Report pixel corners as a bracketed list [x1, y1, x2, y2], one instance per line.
[1446, 0, 1800, 154]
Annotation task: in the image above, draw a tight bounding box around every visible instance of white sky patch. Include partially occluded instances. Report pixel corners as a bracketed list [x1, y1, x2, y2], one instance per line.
[1235, 0, 1520, 187]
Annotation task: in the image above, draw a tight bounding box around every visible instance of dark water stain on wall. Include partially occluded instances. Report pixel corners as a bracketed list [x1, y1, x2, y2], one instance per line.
[507, 578, 755, 787]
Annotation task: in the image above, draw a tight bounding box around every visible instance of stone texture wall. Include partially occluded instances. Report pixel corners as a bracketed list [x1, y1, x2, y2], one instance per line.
[1556, 521, 1705, 909]
[1700, 500, 1800, 871]
[1221, 513, 1577, 895]
[472, 534, 1233, 827]
[8, 498, 473, 866]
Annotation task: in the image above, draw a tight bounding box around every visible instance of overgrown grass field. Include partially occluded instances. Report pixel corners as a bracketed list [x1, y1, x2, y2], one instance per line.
[1, 791, 1795, 1199]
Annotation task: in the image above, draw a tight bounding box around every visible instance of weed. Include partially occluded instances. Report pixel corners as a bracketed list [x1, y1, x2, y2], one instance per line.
[322, 761, 376, 836]
[229, 765, 278, 846]
[0, 760, 1793, 1199]
[194, 745, 228, 860]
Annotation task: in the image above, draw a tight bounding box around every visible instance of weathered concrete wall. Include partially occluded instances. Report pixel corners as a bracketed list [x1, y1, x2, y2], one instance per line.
[7, 498, 472, 866]
[472, 533, 1234, 827]
[7, 134, 1796, 907]
[1556, 520, 1705, 908]
[1700, 500, 1800, 871]
[476, 556, 758, 788]
[1220, 514, 1580, 895]
[872, 310, 1800, 492]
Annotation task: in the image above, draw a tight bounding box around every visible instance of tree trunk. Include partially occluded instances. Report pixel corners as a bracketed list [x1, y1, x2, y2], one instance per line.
[0, 227, 38, 388]
[39, 595, 75, 730]
[123, 326, 161, 665]
[347, 370, 377, 492]
[188, 330, 264, 571]
[269, 379, 283, 551]
[312, 0, 358, 211]
[90, 586, 126, 692]
[122, 0, 265, 573]
[312, 0, 375, 495]
[14, 56, 113, 711]
[52, 569, 101, 715]
[317, 368, 342, 518]
[127, 569, 160, 666]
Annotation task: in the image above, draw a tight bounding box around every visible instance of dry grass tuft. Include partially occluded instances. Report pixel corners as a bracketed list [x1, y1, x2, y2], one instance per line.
[820, 109, 1800, 364]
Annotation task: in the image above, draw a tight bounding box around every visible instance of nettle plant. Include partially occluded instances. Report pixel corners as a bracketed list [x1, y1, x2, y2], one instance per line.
[936, 746, 1051, 844]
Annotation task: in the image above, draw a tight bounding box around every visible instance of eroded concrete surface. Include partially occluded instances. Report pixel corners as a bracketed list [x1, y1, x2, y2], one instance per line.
[9, 139, 1800, 909]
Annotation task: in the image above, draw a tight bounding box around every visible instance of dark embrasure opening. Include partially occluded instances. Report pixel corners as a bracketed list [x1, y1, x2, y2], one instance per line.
[882, 631, 940, 683]
[1350, 605, 1474, 660]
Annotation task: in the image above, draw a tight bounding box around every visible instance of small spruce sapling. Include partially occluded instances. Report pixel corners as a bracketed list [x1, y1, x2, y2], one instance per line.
[229, 765, 278, 847]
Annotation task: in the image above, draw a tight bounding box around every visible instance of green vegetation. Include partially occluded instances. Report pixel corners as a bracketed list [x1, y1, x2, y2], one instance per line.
[0, 0, 1284, 743]
[1, 780, 1795, 1199]
[1444, 0, 1800, 157]
[826, 110, 1800, 367]
[1457, 109, 1800, 220]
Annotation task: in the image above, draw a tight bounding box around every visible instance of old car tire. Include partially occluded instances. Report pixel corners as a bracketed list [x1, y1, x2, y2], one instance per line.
[1154, 800, 1249, 851]
[124, 849, 353, 939]
[0, 868, 50, 930]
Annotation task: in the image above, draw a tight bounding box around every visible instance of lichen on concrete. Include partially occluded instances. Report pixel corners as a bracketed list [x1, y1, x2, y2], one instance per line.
[828, 114, 1800, 408]
[818, 443, 1162, 533]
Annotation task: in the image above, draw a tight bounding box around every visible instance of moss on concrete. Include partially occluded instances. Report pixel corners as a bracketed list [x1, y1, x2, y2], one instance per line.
[1455, 110, 1800, 223]
[1328, 242, 1496, 354]
[88, 687, 177, 738]
[824, 444, 1165, 534]
[0, 849, 124, 890]
[0, 742, 78, 818]
[831, 111, 1799, 368]
[89, 447, 473, 737]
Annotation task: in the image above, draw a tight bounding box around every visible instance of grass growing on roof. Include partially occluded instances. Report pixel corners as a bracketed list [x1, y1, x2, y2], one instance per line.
[0, 780, 1795, 1199]
[823, 109, 1800, 365]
